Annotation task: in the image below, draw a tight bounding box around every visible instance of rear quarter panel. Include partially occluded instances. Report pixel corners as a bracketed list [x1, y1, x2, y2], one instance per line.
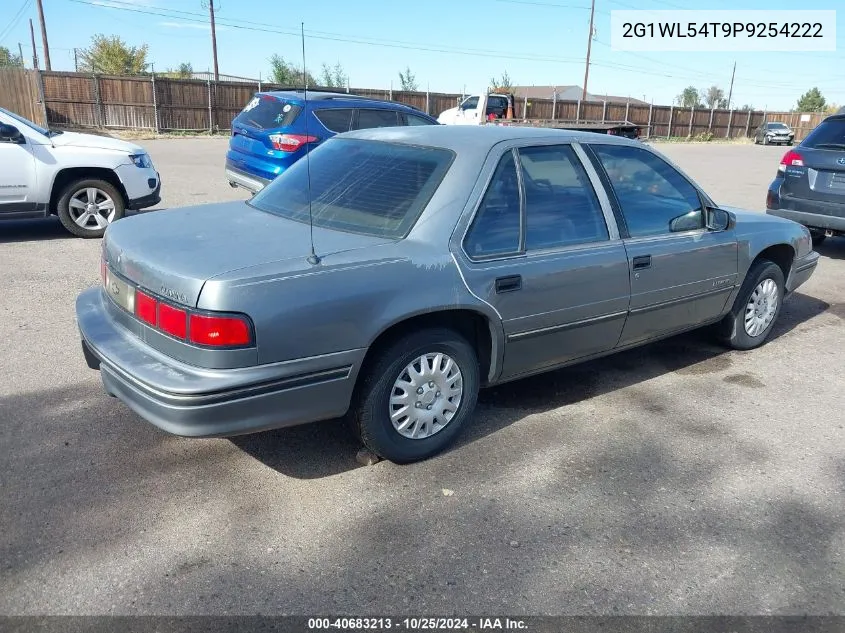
[197, 240, 505, 371]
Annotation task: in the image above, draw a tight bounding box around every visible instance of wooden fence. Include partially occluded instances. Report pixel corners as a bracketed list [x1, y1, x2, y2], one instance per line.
[0, 69, 830, 141]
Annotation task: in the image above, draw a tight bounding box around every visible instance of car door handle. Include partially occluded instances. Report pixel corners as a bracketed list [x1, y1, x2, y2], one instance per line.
[632, 255, 652, 270]
[495, 275, 522, 293]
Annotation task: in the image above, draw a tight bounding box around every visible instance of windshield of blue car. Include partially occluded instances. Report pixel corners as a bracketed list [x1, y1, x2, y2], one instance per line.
[234, 94, 302, 130]
[249, 138, 455, 238]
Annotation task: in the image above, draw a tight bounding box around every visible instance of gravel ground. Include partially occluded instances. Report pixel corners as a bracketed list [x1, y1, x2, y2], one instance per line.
[1, 138, 843, 616]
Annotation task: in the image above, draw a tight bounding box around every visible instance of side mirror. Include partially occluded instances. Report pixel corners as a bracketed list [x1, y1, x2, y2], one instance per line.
[0, 124, 25, 144]
[669, 211, 704, 233]
[706, 207, 730, 232]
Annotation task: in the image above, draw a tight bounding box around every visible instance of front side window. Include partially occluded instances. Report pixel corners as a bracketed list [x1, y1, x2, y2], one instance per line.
[355, 109, 399, 129]
[460, 97, 479, 111]
[250, 138, 454, 239]
[464, 151, 521, 258]
[591, 144, 705, 237]
[518, 145, 609, 250]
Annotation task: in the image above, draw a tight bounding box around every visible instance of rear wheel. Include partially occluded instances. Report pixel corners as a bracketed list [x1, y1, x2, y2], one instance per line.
[716, 259, 785, 350]
[352, 328, 480, 464]
[56, 178, 125, 238]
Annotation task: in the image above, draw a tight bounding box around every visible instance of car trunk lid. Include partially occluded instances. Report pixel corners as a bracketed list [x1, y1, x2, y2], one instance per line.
[102, 200, 393, 308]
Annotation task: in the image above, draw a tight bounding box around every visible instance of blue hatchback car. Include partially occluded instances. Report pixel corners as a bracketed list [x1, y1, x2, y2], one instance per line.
[225, 90, 439, 192]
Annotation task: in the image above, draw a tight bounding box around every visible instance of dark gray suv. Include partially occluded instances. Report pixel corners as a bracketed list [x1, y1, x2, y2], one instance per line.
[766, 113, 845, 244]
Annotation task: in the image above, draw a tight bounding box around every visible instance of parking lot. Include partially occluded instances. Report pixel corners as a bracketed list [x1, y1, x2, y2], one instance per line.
[1, 138, 844, 615]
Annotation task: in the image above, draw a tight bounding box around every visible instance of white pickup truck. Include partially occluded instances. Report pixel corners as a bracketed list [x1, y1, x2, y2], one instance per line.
[437, 92, 642, 139]
[0, 107, 160, 238]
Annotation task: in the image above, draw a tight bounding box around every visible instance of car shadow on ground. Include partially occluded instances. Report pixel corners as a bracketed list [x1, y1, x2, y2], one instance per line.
[0, 217, 70, 243]
[232, 290, 836, 480]
[815, 237, 845, 260]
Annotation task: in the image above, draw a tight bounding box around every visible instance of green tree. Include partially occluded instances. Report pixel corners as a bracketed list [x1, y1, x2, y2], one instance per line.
[703, 85, 725, 109]
[0, 46, 24, 68]
[78, 34, 149, 75]
[676, 85, 701, 107]
[269, 54, 315, 86]
[796, 87, 827, 112]
[320, 61, 347, 88]
[398, 66, 418, 91]
[176, 62, 193, 78]
[490, 71, 514, 92]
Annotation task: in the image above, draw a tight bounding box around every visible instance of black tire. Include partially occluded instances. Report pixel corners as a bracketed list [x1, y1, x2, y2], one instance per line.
[716, 258, 785, 351]
[56, 178, 125, 238]
[762, 136, 769, 145]
[352, 328, 480, 464]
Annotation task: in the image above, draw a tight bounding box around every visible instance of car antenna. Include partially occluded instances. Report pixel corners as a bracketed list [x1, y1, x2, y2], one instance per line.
[301, 21, 320, 266]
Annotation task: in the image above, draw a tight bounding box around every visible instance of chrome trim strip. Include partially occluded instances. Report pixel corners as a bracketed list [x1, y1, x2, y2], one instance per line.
[508, 310, 628, 342]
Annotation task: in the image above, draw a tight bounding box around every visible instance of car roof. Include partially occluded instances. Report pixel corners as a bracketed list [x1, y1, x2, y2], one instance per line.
[337, 124, 639, 152]
[260, 90, 430, 114]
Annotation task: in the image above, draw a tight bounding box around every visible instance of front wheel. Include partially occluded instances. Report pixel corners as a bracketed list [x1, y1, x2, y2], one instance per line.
[57, 178, 125, 238]
[716, 259, 785, 350]
[352, 328, 480, 464]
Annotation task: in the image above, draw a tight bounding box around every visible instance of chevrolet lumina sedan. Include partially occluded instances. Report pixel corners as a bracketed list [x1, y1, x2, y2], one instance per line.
[76, 126, 819, 463]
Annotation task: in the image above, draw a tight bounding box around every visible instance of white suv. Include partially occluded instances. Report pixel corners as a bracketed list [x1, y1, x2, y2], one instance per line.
[0, 107, 161, 238]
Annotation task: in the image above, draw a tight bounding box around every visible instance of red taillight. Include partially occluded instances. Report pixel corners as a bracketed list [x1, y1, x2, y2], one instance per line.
[779, 149, 804, 172]
[135, 290, 158, 326]
[189, 314, 251, 347]
[158, 303, 187, 339]
[268, 133, 318, 152]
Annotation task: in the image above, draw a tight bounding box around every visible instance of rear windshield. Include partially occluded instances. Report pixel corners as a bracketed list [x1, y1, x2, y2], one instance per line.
[249, 138, 454, 238]
[234, 94, 301, 130]
[801, 118, 845, 150]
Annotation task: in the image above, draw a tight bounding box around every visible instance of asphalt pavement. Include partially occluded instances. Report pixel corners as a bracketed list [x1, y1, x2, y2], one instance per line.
[1, 138, 843, 616]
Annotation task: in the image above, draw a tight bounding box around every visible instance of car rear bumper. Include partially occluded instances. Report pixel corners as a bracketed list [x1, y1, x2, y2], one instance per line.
[767, 202, 845, 232]
[225, 164, 271, 193]
[76, 286, 365, 438]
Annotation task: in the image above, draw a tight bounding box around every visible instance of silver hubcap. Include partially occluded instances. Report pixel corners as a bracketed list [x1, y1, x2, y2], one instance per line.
[389, 352, 463, 440]
[744, 278, 779, 337]
[68, 187, 116, 230]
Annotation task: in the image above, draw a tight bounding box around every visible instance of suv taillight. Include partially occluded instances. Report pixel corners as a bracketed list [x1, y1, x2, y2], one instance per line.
[268, 133, 318, 152]
[779, 149, 804, 172]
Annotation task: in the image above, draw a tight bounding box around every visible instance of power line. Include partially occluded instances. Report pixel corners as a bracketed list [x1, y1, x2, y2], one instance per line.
[0, 0, 32, 44]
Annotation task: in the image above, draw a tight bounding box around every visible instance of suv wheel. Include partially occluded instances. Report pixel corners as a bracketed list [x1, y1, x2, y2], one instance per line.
[57, 178, 125, 238]
[353, 328, 480, 464]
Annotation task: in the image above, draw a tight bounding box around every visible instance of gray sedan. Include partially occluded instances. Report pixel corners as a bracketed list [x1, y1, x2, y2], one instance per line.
[76, 126, 819, 463]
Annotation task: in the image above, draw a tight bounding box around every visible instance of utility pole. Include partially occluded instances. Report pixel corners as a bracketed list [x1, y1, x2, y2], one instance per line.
[18, 42, 24, 67]
[207, 0, 219, 81]
[35, 0, 51, 71]
[74, 48, 79, 72]
[726, 61, 736, 110]
[581, 0, 596, 102]
[29, 19, 39, 70]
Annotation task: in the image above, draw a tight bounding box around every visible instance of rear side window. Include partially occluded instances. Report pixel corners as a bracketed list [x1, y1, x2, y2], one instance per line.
[234, 94, 301, 130]
[249, 138, 454, 238]
[314, 108, 353, 133]
[518, 145, 609, 249]
[401, 113, 437, 126]
[355, 109, 399, 129]
[464, 151, 521, 258]
[801, 118, 845, 150]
